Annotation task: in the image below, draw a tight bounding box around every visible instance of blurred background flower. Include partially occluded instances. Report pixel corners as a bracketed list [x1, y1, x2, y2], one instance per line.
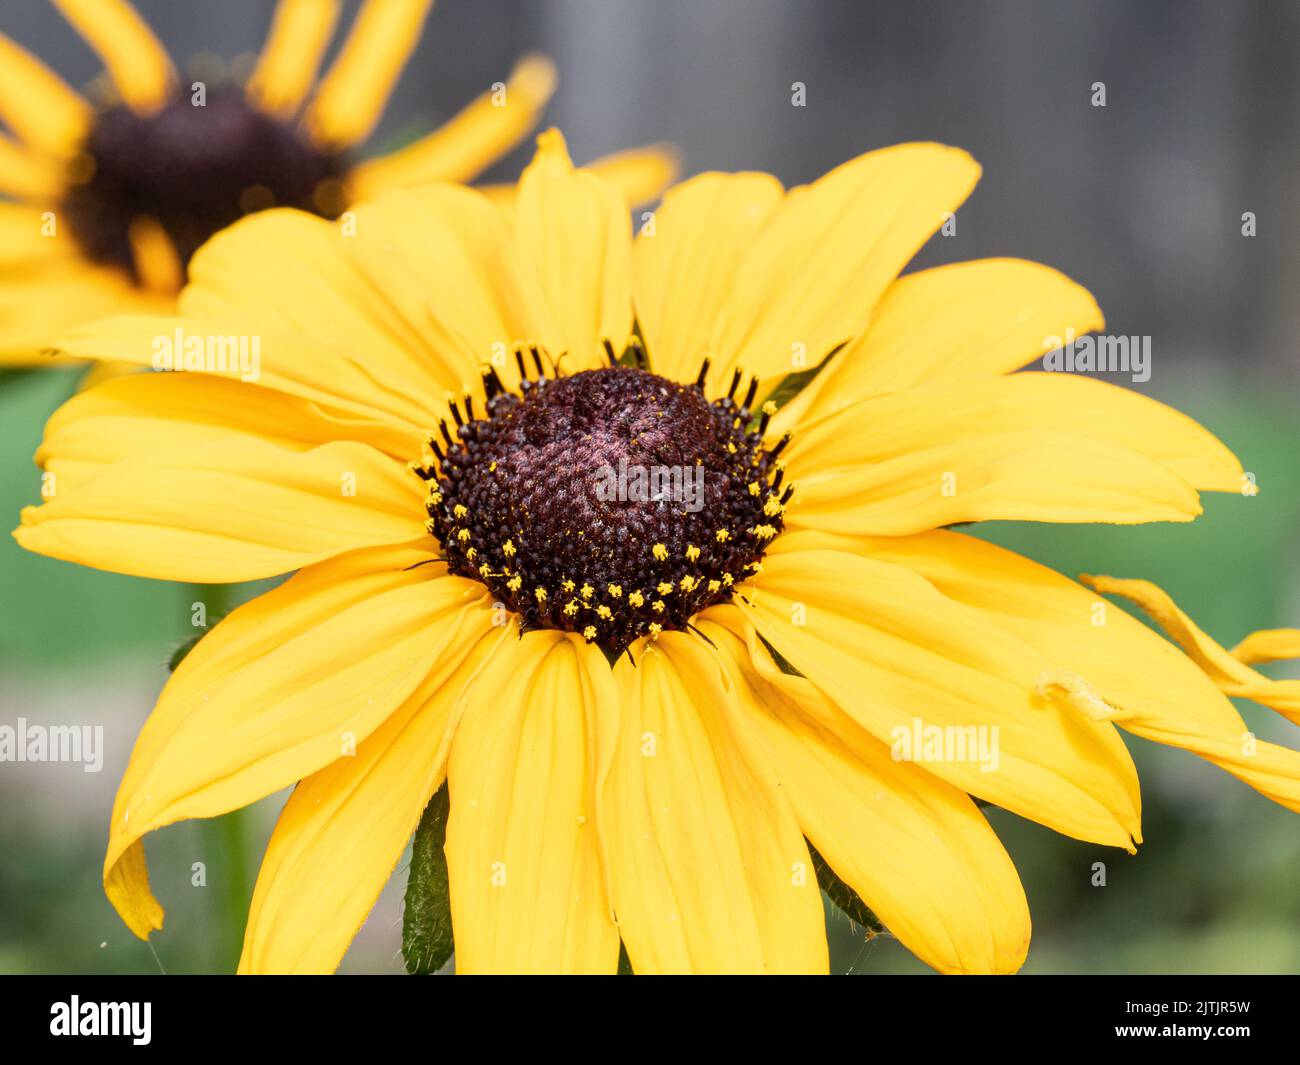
[0, 0, 1297, 974]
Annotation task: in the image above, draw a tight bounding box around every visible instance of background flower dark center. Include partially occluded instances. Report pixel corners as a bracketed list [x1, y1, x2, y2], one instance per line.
[60, 87, 346, 281]
[419, 364, 790, 654]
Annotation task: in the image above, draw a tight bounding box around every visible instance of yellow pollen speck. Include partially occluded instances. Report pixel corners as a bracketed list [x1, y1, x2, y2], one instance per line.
[424, 518, 437, 535]
[428, 491, 442, 506]
[707, 579, 721, 593]
[652, 543, 669, 561]
[648, 622, 663, 637]
[753, 524, 776, 540]
[489, 461, 498, 473]
[535, 587, 547, 602]
[563, 600, 579, 616]
[764, 497, 783, 516]
[562, 579, 576, 593]
[479, 563, 492, 577]
[762, 400, 778, 415]
[657, 581, 673, 596]
[583, 626, 597, 640]
[607, 583, 623, 598]
[680, 575, 698, 592]
[715, 529, 730, 542]
[596, 605, 612, 619]
[628, 590, 645, 607]
[456, 529, 470, 542]
[727, 442, 737, 454]
[502, 539, 516, 557]
[685, 544, 700, 562]
[652, 600, 665, 613]
[507, 575, 522, 592]
[580, 583, 594, 599]
[722, 572, 734, 586]
[466, 547, 477, 561]
[747, 481, 761, 496]
[453, 504, 468, 519]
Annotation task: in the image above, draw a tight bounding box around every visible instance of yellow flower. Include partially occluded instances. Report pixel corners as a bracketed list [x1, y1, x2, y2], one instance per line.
[0, 0, 676, 366]
[17, 129, 1300, 976]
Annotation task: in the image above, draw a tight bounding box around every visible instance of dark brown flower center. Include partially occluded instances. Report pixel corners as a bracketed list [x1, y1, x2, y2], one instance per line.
[60, 86, 347, 281]
[413, 351, 792, 655]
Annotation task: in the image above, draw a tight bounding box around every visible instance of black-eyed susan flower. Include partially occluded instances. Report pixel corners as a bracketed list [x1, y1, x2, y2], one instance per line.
[16, 130, 1300, 975]
[0, 0, 674, 364]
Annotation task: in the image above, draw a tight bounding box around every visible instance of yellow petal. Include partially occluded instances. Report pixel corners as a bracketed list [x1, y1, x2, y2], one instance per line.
[34, 369, 419, 493]
[52, 0, 175, 114]
[1083, 575, 1300, 729]
[103, 547, 490, 938]
[786, 427, 1201, 535]
[604, 633, 829, 974]
[348, 54, 557, 195]
[0, 31, 91, 157]
[126, 215, 182, 295]
[446, 632, 621, 974]
[240, 621, 509, 974]
[697, 612, 1030, 974]
[800, 527, 1300, 814]
[514, 129, 634, 371]
[1233, 629, 1300, 667]
[634, 171, 784, 384]
[580, 142, 681, 211]
[0, 132, 66, 199]
[735, 542, 1141, 846]
[246, 0, 343, 117]
[0, 266, 168, 367]
[715, 143, 981, 385]
[17, 382, 424, 581]
[785, 372, 1243, 498]
[306, 0, 433, 147]
[782, 258, 1103, 430]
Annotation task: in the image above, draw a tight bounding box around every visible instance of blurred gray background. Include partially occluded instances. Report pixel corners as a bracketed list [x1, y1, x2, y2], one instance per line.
[1, 0, 1298, 975]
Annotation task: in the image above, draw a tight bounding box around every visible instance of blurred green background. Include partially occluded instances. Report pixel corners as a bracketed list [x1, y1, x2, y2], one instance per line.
[2, 368, 1297, 974]
[1, 0, 1297, 974]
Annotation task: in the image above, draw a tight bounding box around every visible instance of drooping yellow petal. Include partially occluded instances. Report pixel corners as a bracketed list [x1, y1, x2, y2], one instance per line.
[246, 0, 343, 117]
[697, 612, 1030, 974]
[713, 143, 981, 386]
[1233, 629, 1300, 667]
[734, 542, 1141, 846]
[17, 377, 424, 581]
[0, 132, 65, 199]
[240, 621, 508, 974]
[0, 31, 91, 157]
[604, 632, 828, 974]
[446, 632, 621, 974]
[52, 0, 175, 114]
[784, 372, 1244, 503]
[785, 427, 1201, 535]
[780, 258, 1104, 430]
[348, 54, 557, 196]
[514, 129, 634, 370]
[800, 527, 1300, 813]
[103, 548, 490, 939]
[305, 0, 433, 147]
[634, 171, 784, 383]
[1083, 575, 1300, 728]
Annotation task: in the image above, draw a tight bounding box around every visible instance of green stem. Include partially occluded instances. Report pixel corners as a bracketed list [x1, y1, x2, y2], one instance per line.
[186, 582, 253, 973]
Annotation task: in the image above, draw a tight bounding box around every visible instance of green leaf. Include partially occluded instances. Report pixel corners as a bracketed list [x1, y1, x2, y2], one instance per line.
[809, 841, 883, 934]
[403, 783, 454, 974]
